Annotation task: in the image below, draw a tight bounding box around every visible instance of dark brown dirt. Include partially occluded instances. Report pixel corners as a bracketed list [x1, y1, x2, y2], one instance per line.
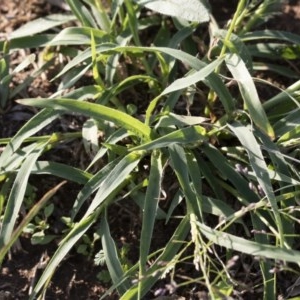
[1, 1, 300, 299]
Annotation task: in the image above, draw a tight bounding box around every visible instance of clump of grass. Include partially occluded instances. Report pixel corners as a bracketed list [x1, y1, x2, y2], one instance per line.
[1, 0, 300, 299]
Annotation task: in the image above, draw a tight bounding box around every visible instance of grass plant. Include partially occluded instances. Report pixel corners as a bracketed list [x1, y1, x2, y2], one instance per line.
[1, 0, 300, 299]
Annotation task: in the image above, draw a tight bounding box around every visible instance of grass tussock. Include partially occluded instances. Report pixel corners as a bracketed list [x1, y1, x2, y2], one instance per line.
[1, 0, 300, 299]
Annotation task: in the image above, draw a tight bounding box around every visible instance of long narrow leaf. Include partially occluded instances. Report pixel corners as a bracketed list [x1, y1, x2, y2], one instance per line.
[100, 213, 131, 295]
[0, 109, 60, 170]
[241, 30, 300, 44]
[1, 143, 43, 173]
[17, 98, 152, 141]
[84, 151, 144, 217]
[0, 141, 48, 247]
[131, 125, 207, 151]
[225, 53, 274, 138]
[121, 215, 190, 299]
[161, 56, 225, 95]
[198, 222, 300, 263]
[0, 34, 54, 50]
[169, 144, 201, 217]
[32, 161, 92, 184]
[139, 150, 163, 279]
[10, 14, 76, 39]
[72, 158, 122, 219]
[201, 143, 259, 204]
[65, 0, 96, 27]
[228, 122, 284, 245]
[49, 27, 111, 46]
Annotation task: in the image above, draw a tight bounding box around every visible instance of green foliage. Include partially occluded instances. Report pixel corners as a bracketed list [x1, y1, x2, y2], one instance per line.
[1, 0, 300, 299]
[135, 0, 210, 23]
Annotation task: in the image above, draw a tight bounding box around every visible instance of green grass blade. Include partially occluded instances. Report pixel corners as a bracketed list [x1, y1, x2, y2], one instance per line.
[2, 54, 35, 92]
[56, 64, 91, 92]
[104, 32, 132, 85]
[273, 108, 300, 136]
[71, 158, 122, 219]
[167, 26, 195, 49]
[121, 215, 190, 299]
[201, 143, 259, 205]
[198, 221, 300, 263]
[0, 109, 59, 170]
[91, 31, 105, 88]
[201, 195, 246, 229]
[129, 183, 167, 220]
[215, 29, 253, 71]
[84, 0, 111, 32]
[17, 98, 152, 141]
[144, 46, 234, 113]
[124, 0, 142, 46]
[241, 30, 300, 44]
[253, 61, 298, 79]
[257, 130, 296, 248]
[0, 140, 40, 175]
[263, 80, 300, 115]
[10, 14, 76, 39]
[194, 153, 226, 201]
[84, 151, 144, 217]
[147, 46, 235, 114]
[87, 128, 128, 170]
[49, 27, 110, 46]
[169, 144, 201, 217]
[139, 150, 163, 293]
[225, 53, 274, 138]
[111, 0, 124, 24]
[65, 0, 96, 27]
[247, 43, 298, 60]
[161, 56, 225, 95]
[0, 141, 48, 248]
[165, 190, 183, 223]
[228, 122, 284, 245]
[0, 50, 9, 108]
[185, 150, 203, 207]
[32, 161, 92, 184]
[278, 125, 300, 143]
[112, 75, 159, 98]
[100, 213, 131, 295]
[63, 85, 103, 100]
[82, 118, 99, 157]
[131, 125, 207, 151]
[156, 113, 208, 128]
[50, 43, 120, 81]
[0, 35, 54, 50]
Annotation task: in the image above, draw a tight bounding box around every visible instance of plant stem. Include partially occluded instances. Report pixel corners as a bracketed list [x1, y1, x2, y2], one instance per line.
[206, 0, 247, 116]
[240, 0, 279, 35]
[219, 0, 247, 59]
[0, 132, 82, 145]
